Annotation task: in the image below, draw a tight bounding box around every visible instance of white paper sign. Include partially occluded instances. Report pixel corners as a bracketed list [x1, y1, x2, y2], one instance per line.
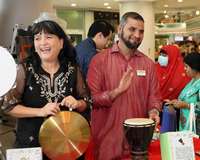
[6, 147, 42, 160]
[171, 132, 195, 160]
[160, 131, 195, 160]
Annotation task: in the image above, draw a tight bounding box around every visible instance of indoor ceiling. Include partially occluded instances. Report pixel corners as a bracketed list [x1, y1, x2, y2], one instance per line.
[53, 0, 200, 22]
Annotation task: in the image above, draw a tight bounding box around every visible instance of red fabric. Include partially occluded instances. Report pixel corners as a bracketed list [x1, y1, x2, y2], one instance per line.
[85, 140, 95, 160]
[87, 44, 162, 160]
[156, 45, 191, 100]
[85, 138, 200, 160]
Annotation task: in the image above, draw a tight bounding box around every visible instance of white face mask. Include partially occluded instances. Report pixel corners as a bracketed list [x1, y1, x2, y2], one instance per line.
[158, 55, 168, 67]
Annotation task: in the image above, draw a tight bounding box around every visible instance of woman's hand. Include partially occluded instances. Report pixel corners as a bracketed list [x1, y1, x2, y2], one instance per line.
[39, 102, 60, 117]
[165, 99, 189, 109]
[60, 96, 87, 112]
[173, 100, 189, 109]
[61, 95, 80, 110]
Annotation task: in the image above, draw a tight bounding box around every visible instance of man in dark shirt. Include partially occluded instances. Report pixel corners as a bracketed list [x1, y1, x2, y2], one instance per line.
[75, 20, 114, 79]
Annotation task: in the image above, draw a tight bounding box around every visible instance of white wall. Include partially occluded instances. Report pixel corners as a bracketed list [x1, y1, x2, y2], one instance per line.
[119, 1, 155, 59]
[84, 11, 94, 38]
[0, 0, 55, 48]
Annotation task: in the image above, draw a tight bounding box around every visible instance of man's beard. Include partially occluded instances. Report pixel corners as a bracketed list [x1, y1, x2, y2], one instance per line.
[120, 30, 141, 50]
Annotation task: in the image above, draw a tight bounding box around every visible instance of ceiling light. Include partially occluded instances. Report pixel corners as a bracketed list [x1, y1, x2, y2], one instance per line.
[163, 10, 167, 14]
[196, 10, 200, 15]
[107, 6, 111, 9]
[71, 3, 77, 7]
[177, 0, 183, 2]
[165, 15, 169, 18]
[104, 3, 109, 6]
[164, 4, 168, 8]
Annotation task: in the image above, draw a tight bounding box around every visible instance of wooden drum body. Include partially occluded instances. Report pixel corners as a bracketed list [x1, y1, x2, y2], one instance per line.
[123, 118, 155, 160]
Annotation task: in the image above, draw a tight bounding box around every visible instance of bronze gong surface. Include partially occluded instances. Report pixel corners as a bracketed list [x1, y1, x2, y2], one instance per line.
[39, 111, 91, 160]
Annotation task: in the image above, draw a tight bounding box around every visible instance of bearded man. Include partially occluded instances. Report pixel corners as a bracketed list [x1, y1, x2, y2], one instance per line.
[87, 12, 162, 160]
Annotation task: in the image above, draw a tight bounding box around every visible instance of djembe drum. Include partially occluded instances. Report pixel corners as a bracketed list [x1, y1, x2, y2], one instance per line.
[123, 118, 155, 160]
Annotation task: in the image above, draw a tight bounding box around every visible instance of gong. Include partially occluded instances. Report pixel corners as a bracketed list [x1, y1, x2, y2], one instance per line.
[39, 111, 91, 160]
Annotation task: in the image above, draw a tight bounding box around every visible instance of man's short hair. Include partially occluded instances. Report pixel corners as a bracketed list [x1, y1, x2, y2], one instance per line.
[120, 12, 144, 26]
[87, 20, 114, 38]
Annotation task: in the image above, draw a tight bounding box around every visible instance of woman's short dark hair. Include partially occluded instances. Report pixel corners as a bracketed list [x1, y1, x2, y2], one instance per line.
[184, 52, 200, 72]
[28, 20, 76, 71]
[87, 20, 114, 38]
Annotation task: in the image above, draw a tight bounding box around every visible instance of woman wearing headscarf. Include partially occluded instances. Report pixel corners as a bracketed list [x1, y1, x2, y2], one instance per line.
[166, 53, 200, 134]
[156, 45, 191, 131]
[156, 45, 191, 100]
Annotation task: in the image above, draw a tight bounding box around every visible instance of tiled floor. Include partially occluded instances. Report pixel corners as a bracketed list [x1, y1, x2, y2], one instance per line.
[0, 116, 16, 159]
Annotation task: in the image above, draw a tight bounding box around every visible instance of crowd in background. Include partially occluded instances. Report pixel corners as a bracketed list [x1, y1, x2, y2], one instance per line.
[0, 11, 200, 160]
[155, 40, 200, 62]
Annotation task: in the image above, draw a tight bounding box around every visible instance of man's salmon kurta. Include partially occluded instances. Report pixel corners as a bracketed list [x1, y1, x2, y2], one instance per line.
[87, 44, 162, 160]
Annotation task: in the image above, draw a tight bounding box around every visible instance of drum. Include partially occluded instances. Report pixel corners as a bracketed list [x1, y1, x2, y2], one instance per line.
[123, 118, 155, 160]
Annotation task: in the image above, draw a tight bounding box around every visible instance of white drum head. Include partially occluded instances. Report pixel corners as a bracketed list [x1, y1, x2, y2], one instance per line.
[124, 118, 154, 126]
[0, 46, 17, 96]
